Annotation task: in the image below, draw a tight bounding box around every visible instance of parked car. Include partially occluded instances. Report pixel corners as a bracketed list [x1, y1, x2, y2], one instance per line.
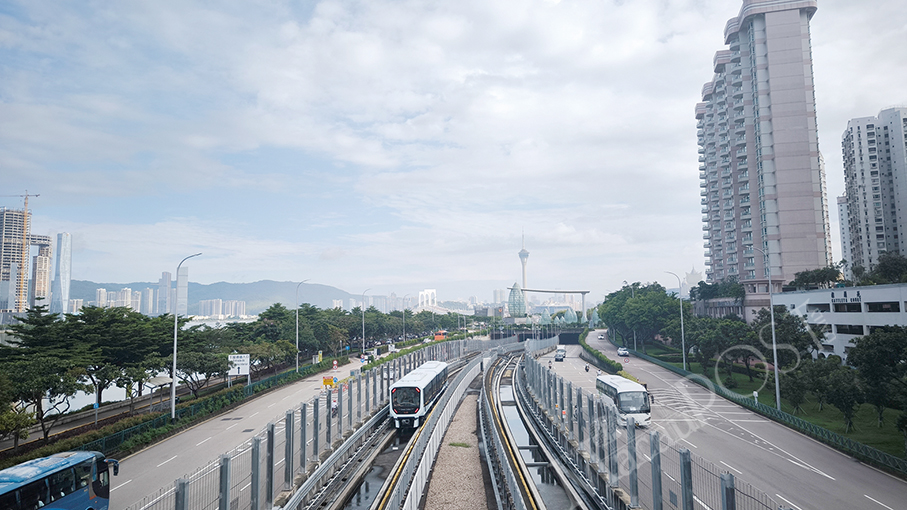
[617, 347, 629, 357]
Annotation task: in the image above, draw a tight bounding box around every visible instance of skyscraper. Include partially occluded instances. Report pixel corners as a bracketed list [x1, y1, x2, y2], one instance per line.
[157, 271, 171, 315]
[837, 196, 853, 280]
[697, 0, 830, 317]
[49, 233, 72, 314]
[176, 266, 189, 316]
[841, 107, 907, 273]
[0, 208, 30, 312]
[29, 243, 51, 307]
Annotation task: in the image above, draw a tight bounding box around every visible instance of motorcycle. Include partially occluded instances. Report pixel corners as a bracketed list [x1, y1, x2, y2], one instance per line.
[584, 364, 589, 372]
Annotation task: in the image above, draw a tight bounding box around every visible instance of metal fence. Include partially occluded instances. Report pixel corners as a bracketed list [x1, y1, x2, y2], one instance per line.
[124, 337, 520, 510]
[521, 355, 784, 510]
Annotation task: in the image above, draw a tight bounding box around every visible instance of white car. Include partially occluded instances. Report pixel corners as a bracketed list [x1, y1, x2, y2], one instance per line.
[597, 334, 604, 339]
[617, 347, 629, 357]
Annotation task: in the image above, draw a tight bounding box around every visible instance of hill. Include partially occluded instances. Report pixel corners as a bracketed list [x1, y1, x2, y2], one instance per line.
[69, 280, 353, 315]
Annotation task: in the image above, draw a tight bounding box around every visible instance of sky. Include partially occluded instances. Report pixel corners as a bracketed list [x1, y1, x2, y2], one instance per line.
[2, 0, 905, 304]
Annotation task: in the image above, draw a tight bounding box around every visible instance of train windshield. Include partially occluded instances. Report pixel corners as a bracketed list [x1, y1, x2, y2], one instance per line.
[392, 387, 420, 408]
[617, 391, 650, 414]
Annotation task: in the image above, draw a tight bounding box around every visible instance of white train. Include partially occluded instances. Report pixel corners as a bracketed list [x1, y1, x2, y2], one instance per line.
[389, 360, 449, 428]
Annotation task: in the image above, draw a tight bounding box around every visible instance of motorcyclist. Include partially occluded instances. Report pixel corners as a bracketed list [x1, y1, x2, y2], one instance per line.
[548, 360, 553, 370]
[331, 399, 338, 417]
[584, 364, 589, 372]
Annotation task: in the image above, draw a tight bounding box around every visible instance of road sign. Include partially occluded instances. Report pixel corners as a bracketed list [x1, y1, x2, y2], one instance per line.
[333, 360, 338, 371]
[228, 354, 251, 376]
[623, 358, 630, 364]
[333, 377, 338, 384]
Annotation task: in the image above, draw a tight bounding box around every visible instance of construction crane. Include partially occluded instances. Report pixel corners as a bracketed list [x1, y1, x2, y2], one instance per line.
[1, 192, 39, 313]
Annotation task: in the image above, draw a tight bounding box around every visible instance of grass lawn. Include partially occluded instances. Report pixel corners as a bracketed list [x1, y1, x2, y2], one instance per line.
[664, 361, 906, 459]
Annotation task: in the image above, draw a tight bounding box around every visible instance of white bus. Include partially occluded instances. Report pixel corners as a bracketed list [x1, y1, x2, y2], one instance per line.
[554, 345, 567, 361]
[595, 374, 651, 427]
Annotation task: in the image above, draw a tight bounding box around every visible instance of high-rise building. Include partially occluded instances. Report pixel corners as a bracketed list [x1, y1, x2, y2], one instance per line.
[199, 299, 223, 316]
[223, 300, 246, 317]
[837, 196, 853, 280]
[49, 233, 72, 314]
[493, 289, 506, 304]
[841, 107, 907, 274]
[29, 243, 51, 307]
[157, 271, 171, 315]
[141, 288, 155, 315]
[697, 0, 831, 318]
[70, 298, 83, 313]
[176, 266, 189, 316]
[96, 288, 107, 308]
[0, 208, 30, 312]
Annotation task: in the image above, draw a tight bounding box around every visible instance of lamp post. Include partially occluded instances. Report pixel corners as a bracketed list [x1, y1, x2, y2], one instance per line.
[623, 280, 637, 351]
[752, 246, 781, 410]
[361, 288, 371, 356]
[172, 252, 201, 422]
[666, 271, 688, 371]
[295, 279, 310, 374]
[401, 294, 410, 345]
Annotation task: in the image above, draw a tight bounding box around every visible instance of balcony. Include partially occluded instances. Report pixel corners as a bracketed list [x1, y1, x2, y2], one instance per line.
[701, 189, 708, 196]
[699, 171, 706, 179]
[702, 207, 709, 213]
[703, 232, 711, 239]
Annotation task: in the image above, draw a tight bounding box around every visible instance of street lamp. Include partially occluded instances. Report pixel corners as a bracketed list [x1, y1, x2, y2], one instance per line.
[752, 246, 782, 410]
[361, 288, 371, 356]
[295, 279, 310, 373]
[402, 294, 410, 344]
[666, 271, 688, 371]
[172, 252, 201, 422]
[623, 280, 637, 351]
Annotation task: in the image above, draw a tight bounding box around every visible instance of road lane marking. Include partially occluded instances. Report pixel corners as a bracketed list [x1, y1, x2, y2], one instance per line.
[775, 493, 803, 510]
[157, 455, 177, 467]
[112, 479, 132, 491]
[196, 437, 212, 446]
[226, 422, 240, 430]
[864, 494, 894, 509]
[250, 412, 259, 418]
[682, 438, 697, 448]
[719, 461, 742, 474]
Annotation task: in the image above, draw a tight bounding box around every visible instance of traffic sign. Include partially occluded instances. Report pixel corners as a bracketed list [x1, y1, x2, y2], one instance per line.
[623, 358, 630, 363]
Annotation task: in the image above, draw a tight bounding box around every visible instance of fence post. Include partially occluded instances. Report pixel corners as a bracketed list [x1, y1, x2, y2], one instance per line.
[680, 448, 693, 510]
[313, 397, 320, 461]
[558, 377, 565, 432]
[357, 373, 362, 423]
[720, 472, 736, 510]
[348, 378, 353, 429]
[267, 422, 275, 508]
[285, 410, 294, 488]
[607, 405, 618, 487]
[650, 431, 663, 510]
[365, 369, 370, 414]
[627, 417, 639, 508]
[373, 368, 378, 408]
[300, 403, 307, 469]
[326, 390, 333, 446]
[219, 454, 231, 510]
[567, 381, 574, 440]
[338, 381, 344, 436]
[587, 394, 596, 466]
[175, 478, 188, 510]
[577, 387, 585, 445]
[251, 436, 261, 510]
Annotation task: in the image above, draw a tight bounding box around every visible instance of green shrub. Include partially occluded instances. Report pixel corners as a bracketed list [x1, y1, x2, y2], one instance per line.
[754, 362, 766, 370]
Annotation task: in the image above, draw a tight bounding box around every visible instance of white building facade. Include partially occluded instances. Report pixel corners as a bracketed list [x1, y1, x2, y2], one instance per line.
[773, 283, 907, 361]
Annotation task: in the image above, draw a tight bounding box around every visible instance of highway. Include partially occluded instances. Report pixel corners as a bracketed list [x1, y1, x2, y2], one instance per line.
[112, 368, 345, 509]
[543, 331, 907, 510]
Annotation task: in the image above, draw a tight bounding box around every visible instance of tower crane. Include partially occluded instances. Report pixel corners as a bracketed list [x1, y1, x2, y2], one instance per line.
[1, 192, 39, 312]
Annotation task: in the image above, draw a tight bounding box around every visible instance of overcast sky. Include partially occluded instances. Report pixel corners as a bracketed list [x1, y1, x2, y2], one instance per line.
[2, 0, 905, 304]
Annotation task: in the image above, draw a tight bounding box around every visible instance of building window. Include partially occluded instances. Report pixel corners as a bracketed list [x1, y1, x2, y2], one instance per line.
[866, 302, 900, 312]
[835, 324, 865, 335]
[833, 303, 862, 313]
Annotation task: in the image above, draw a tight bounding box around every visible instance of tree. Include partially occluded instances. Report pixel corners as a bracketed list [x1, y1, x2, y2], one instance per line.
[174, 351, 230, 398]
[750, 306, 822, 368]
[0, 372, 34, 452]
[801, 356, 840, 411]
[8, 357, 85, 442]
[779, 370, 808, 414]
[848, 326, 907, 427]
[789, 265, 843, 289]
[868, 252, 907, 284]
[826, 366, 863, 433]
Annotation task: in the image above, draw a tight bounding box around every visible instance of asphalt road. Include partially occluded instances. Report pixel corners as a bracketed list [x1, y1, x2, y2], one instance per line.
[546, 330, 907, 510]
[112, 366, 358, 509]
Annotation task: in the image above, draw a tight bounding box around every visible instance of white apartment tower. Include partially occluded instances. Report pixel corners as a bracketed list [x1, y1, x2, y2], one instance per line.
[837, 195, 853, 280]
[842, 107, 907, 273]
[697, 0, 831, 317]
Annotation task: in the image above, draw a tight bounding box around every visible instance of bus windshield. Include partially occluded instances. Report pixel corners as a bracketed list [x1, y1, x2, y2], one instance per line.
[617, 391, 651, 414]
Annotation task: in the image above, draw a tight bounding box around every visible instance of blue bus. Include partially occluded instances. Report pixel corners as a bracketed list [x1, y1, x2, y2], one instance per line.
[0, 451, 119, 510]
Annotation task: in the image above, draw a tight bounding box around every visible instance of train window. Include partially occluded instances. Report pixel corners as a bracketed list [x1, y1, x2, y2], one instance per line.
[393, 388, 420, 407]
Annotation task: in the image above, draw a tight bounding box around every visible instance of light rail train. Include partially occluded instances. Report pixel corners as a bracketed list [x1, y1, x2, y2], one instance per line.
[389, 360, 449, 428]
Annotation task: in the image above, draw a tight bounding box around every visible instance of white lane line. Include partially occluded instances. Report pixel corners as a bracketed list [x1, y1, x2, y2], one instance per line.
[196, 437, 212, 446]
[268, 403, 277, 408]
[250, 412, 259, 418]
[682, 438, 697, 448]
[776, 493, 803, 510]
[157, 455, 177, 467]
[111, 479, 132, 491]
[786, 458, 835, 480]
[719, 461, 742, 474]
[226, 422, 240, 430]
[864, 494, 894, 509]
